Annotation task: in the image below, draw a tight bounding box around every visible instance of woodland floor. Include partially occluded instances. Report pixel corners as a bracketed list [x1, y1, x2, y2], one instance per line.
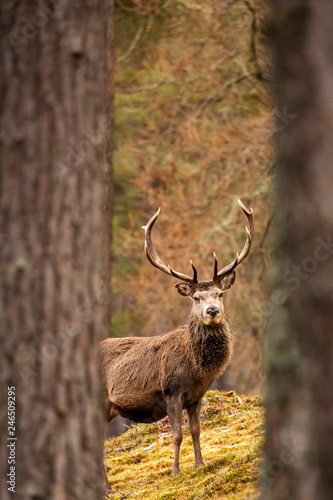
[104, 390, 263, 500]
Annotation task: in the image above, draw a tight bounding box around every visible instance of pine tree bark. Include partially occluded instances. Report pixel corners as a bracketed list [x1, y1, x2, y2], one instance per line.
[0, 1, 113, 499]
[263, 2, 333, 499]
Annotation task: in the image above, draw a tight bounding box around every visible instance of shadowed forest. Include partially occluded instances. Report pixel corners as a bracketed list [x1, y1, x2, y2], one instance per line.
[112, 0, 273, 395]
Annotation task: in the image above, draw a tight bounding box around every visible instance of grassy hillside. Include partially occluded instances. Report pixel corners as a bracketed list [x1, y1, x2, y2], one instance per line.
[104, 390, 263, 499]
[113, 0, 273, 394]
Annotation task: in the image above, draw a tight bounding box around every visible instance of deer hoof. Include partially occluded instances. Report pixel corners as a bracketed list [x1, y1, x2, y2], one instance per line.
[103, 489, 114, 498]
[195, 460, 204, 468]
[103, 480, 114, 497]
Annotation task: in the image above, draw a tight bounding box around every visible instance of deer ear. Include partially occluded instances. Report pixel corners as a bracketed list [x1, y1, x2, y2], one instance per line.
[219, 271, 236, 291]
[175, 283, 195, 297]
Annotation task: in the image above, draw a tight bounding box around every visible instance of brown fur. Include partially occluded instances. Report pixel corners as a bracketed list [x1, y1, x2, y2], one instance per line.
[100, 279, 235, 485]
[101, 202, 253, 492]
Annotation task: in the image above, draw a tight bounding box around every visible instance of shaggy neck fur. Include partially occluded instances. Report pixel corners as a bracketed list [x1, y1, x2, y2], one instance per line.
[188, 314, 234, 373]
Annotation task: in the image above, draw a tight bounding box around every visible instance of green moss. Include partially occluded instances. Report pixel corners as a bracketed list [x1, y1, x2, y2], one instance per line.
[104, 390, 263, 499]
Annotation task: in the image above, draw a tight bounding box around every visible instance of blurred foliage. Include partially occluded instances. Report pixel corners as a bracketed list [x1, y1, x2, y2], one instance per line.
[112, 0, 274, 394]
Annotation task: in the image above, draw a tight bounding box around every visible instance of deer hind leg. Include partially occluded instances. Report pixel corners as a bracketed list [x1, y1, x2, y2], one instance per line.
[166, 396, 183, 476]
[103, 420, 114, 496]
[187, 400, 204, 468]
[103, 405, 119, 496]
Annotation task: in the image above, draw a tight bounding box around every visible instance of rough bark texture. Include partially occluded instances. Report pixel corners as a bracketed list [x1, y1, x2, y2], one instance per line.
[0, 1, 112, 499]
[263, 2, 333, 499]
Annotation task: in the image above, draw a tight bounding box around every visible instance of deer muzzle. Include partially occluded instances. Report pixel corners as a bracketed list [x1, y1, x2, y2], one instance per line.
[206, 306, 219, 317]
[203, 304, 222, 324]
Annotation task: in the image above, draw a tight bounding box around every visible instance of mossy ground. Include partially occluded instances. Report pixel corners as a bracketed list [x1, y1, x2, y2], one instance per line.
[104, 390, 263, 499]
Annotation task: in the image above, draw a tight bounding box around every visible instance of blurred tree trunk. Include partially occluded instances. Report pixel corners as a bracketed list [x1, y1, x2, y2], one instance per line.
[0, 1, 113, 499]
[263, 2, 333, 499]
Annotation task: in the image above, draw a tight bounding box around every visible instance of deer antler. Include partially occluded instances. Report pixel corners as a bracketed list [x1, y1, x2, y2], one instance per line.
[142, 208, 198, 285]
[213, 199, 254, 282]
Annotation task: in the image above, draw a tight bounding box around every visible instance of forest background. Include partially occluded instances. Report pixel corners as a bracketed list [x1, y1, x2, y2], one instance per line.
[112, 0, 273, 396]
[3, 2, 333, 499]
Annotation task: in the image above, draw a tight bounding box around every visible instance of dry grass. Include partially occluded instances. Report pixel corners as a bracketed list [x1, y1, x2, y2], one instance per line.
[113, 0, 274, 394]
[104, 390, 263, 499]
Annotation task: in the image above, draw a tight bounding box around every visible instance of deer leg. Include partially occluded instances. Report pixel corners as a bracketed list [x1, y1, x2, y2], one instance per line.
[103, 405, 119, 496]
[187, 400, 204, 468]
[166, 397, 183, 476]
[103, 421, 113, 496]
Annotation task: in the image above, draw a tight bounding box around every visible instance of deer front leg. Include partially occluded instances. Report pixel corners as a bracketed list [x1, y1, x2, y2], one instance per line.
[166, 396, 183, 476]
[187, 400, 204, 468]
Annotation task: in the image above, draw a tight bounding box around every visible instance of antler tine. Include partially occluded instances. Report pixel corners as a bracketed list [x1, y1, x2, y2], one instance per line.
[214, 253, 239, 281]
[191, 260, 198, 283]
[213, 252, 218, 281]
[142, 208, 198, 284]
[236, 199, 254, 265]
[213, 199, 254, 281]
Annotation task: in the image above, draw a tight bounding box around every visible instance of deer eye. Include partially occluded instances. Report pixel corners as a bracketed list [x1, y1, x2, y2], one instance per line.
[193, 296, 200, 302]
[218, 292, 224, 298]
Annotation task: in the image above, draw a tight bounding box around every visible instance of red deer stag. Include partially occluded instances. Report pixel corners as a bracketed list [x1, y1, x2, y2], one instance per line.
[101, 199, 254, 492]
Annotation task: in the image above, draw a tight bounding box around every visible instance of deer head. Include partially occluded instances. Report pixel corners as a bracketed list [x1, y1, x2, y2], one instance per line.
[142, 199, 254, 326]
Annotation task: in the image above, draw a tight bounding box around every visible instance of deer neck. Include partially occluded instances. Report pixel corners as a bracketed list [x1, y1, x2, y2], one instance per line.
[188, 315, 234, 372]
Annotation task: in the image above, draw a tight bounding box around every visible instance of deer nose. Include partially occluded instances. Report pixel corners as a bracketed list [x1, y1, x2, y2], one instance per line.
[206, 307, 219, 317]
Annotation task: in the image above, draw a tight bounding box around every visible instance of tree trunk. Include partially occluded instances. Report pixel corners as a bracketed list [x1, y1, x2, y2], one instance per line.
[262, 2, 333, 499]
[0, 1, 113, 499]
